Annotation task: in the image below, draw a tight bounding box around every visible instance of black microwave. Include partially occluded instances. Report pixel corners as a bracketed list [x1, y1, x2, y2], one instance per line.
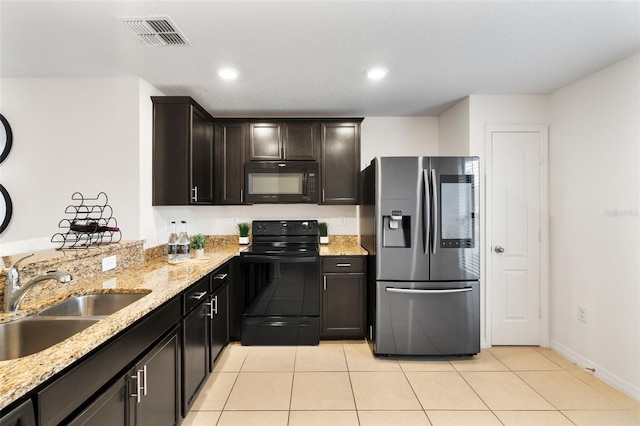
[245, 161, 319, 203]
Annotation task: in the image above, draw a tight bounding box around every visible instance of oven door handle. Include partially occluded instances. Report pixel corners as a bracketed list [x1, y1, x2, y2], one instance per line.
[241, 254, 318, 263]
[386, 287, 472, 294]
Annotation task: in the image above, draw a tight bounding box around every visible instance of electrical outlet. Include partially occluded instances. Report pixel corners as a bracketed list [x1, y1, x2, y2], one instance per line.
[102, 255, 117, 272]
[577, 304, 588, 323]
[340, 216, 347, 226]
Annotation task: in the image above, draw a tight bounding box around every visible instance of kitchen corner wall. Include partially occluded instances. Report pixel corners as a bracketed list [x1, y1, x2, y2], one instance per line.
[0, 76, 157, 256]
[549, 54, 640, 399]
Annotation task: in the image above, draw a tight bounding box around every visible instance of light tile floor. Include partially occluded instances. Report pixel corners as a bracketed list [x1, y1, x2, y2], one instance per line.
[183, 341, 640, 426]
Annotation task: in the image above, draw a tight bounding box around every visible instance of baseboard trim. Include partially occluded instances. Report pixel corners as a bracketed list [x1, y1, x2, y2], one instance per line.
[550, 339, 640, 401]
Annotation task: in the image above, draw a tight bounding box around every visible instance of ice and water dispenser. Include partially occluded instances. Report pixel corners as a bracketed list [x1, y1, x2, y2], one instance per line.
[382, 209, 411, 248]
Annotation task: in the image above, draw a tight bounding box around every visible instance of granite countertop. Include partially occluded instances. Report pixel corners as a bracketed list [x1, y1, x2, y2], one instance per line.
[0, 238, 367, 411]
[319, 235, 368, 256]
[0, 245, 240, 411]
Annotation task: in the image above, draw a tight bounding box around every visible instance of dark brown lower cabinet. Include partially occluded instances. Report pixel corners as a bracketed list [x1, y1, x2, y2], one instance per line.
[68, 328, 180, 426]
[321, 256, 366, 338]
[136, 330, 180, 426]
[210, 270, 229, 369]
[181, 276, 211, 416]
[67, 373, 131, 426]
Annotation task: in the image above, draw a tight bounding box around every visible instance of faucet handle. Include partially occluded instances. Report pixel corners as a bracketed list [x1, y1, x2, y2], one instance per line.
[7, 253, 34, 286]
[11, 253, 34, 269]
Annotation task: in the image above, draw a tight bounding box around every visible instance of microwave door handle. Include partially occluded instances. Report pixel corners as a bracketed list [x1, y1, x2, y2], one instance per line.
[423, 169, 430, 255]
[431, 169, 438, 254]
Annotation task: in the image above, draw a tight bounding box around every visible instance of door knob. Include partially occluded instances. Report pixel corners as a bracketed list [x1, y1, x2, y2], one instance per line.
[494, 246, 505, 254]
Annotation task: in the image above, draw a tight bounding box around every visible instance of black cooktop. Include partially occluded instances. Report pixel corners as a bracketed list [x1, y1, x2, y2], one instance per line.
[242, 220, 319, 256]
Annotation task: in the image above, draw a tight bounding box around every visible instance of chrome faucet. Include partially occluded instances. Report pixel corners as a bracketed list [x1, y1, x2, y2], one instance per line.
[4, 253, 73, 312]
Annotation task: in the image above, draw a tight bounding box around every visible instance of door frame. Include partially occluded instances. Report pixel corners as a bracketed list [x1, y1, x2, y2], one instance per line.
[484, 125, 550, 347]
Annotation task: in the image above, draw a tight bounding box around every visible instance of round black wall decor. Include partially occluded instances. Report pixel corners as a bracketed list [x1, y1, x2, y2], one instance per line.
[0, 114, 13, 164]
[0, 184, 12, 234]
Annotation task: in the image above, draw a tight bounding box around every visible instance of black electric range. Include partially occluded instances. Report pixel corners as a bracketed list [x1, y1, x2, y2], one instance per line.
[239, 220, 320, 345]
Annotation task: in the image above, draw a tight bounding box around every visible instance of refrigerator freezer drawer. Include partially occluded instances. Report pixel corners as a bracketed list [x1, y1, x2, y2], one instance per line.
[374, 281, 480, 356]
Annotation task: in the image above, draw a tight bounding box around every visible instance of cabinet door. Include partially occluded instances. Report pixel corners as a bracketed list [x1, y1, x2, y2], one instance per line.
[215, 122, 245, 204]
[190, 108, 215, 204]
[182, 302, 209, 416]
[210, 283, 229, 367]
[67, 371, 132, 426]
[320, 122, 361, 204]
[283, 122, 316, 160]
[321, 274, 365, 338]
[136, 330, 180, 426]
[152, 101, 190, 205]
[249, 123, 281, 160]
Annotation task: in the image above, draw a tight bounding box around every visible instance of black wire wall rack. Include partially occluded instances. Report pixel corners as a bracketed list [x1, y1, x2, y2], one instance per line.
[51, 192, 122, 250]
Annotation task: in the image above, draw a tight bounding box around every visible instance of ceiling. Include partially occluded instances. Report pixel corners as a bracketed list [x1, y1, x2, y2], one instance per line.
[1, 1, 639, 117]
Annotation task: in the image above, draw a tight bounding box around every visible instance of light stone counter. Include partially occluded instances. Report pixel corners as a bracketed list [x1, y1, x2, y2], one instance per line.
[0, 244, 241, 411]
[319, 235, 368, 256]
[0, 236, 367, 411]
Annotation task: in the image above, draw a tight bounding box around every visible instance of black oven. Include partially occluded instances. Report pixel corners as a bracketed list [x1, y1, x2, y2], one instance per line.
[240, 220, 320, 345]
[245, 161, 319, 203]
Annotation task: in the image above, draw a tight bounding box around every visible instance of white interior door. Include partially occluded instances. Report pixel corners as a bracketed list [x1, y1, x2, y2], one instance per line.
[490, 129, 544, 345]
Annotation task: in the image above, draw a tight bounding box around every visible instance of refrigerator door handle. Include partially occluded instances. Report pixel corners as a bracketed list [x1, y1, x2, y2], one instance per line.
[431, 169, 438, 254]
[423, 169, 430, 255]
[386, 287, 472, 294]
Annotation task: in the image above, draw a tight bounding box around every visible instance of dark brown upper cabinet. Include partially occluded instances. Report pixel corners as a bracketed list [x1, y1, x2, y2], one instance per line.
[248, 121, 317, 161]
[320, 120, 363, 205]
[152, 96, 215, 205]
[214, 121, 246, 205]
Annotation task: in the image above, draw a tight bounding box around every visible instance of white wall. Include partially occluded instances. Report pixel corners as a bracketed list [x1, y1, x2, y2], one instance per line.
[0, 77, 144, 256]
[360, 116, 439, 169]
[549, 54, 640, 399]
[439, 97, 470, 155]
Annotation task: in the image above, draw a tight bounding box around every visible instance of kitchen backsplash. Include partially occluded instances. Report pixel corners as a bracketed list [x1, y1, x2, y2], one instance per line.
[0, 241, 145, 309]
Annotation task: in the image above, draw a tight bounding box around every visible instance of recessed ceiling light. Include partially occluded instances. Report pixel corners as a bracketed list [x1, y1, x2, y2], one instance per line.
[365, 67, 389, 80]
[217, 67, 239, 80]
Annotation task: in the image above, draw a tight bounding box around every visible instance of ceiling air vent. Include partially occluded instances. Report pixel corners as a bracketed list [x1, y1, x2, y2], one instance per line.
[116, 16, 190, 47]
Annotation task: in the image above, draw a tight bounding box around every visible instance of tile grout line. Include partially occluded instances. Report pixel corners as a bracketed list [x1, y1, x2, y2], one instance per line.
[488, 348, 579, 425]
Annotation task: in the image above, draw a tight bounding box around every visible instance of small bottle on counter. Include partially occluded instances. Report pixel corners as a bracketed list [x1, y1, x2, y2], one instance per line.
[177, 220, 190, 261]
[167, 221, 178, 261]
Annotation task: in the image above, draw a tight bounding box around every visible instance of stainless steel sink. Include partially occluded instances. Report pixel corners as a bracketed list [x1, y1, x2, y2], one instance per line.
[38, 293, 149, 317]
[0, 317, 100, 361]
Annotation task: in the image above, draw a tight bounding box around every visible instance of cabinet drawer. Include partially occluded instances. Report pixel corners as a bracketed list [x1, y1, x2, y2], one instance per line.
[211, 264, 229, 291]
[322, 257, 364, 273]
[183, 275, 210, 315]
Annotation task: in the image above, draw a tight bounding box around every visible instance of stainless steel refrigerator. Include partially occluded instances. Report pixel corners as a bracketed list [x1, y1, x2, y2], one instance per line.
[360, 156, 480, 356]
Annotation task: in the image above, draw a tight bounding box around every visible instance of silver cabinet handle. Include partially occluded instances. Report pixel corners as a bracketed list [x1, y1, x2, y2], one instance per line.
[206, 295, 219, 317]
[192, 186, 198, 202]
[322, 189, 325, 203]
[191, 291, 208, 300]
[214, 273, 228, 280]
[323, 276, 327, 290]
[336, 263, 351, 267]
[131, 369, 143, 403]
[142, 365, 148, 397]
[241, 189, 244, 203]
[494, 246, 505, 254]
[386, 287, 472, 294]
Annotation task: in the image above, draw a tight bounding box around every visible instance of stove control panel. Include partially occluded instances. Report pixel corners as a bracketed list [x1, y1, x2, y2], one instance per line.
[252, 220, 317, 236]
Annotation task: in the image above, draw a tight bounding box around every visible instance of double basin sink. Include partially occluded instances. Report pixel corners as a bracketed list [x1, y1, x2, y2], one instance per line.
[0, 292, 150, 361]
